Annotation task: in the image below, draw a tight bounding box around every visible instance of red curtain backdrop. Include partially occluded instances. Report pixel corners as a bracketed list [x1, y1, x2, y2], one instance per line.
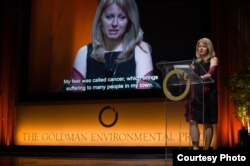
[213, 0, 250, 147]
[1, 0, 250, 147]
[0, 0, 18, 145]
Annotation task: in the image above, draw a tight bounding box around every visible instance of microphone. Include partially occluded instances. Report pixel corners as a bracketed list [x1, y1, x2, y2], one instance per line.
[143, 79, 161, 89]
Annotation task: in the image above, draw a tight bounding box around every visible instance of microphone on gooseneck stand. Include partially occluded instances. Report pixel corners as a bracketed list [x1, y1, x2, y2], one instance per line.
[145, 79, 161, 89]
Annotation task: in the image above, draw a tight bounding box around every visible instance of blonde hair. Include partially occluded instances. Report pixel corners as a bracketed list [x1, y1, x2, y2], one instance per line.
[91, 0, 144, 63]
[195, 37, 215, 62]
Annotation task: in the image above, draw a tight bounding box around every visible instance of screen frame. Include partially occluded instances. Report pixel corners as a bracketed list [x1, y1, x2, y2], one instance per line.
[16, 0, 212, 104]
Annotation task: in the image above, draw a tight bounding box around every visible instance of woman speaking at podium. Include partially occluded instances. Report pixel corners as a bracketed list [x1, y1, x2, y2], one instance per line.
[185, 37, 219, 150]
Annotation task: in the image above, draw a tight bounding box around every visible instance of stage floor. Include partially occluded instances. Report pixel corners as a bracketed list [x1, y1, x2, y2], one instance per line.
[0, 146, 172, 166]
[0, 156, 171, 166]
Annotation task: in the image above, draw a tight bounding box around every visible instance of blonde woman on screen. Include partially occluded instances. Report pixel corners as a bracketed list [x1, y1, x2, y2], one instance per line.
[68, 0, 154, 92]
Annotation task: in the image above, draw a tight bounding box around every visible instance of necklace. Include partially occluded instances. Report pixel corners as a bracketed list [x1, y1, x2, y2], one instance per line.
[106, 52, 119, 78]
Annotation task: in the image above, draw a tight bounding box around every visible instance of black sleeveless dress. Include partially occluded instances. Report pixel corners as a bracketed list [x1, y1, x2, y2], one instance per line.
[85, 43, 137, 89]
[185, 60, 218, 124]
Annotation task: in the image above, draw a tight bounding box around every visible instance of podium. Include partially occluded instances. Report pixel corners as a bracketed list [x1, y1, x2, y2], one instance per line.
[156, 60, 214, 158]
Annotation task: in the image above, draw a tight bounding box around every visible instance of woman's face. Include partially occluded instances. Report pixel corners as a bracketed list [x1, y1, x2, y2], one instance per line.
[197, 41, 208, 57]
[100, 3, 128, 42]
